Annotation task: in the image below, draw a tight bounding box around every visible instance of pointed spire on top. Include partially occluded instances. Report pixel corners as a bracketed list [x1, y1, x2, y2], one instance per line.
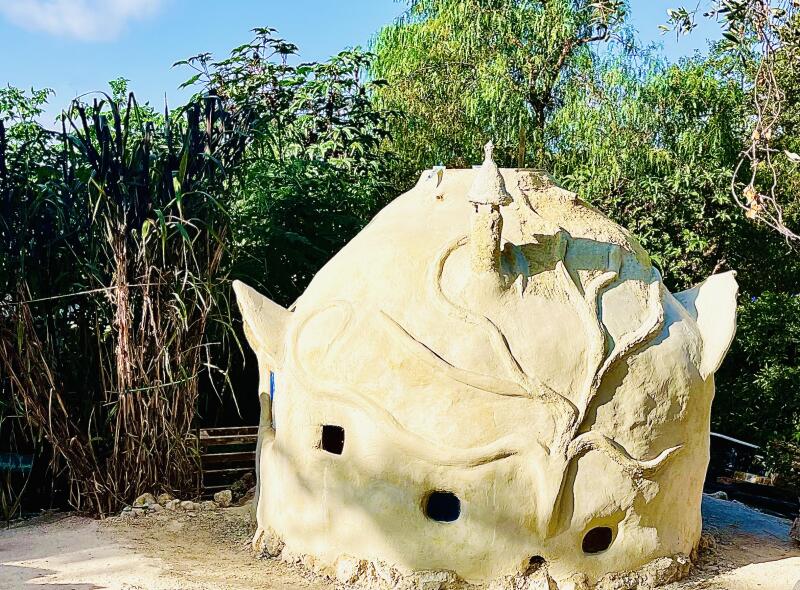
[467, 141, 512, 207]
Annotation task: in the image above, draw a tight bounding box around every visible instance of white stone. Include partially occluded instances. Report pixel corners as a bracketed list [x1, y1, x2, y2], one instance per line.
[213, 489, 232, 508]
[557, 574, 590, 590]
[156, 492, 174, 505]
[132, 493, 156, 508]
[335, 556, 366, 585]
[404, 570, 461, 590]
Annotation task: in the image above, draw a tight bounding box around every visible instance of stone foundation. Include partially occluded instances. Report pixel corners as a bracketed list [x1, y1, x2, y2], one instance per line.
[253, 527, 692, 590]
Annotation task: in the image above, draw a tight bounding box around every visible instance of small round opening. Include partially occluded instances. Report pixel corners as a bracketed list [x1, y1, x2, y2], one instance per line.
[582, 526, 613, 554]
[424, 491, 460, 522]
[526, 555, 546, 574]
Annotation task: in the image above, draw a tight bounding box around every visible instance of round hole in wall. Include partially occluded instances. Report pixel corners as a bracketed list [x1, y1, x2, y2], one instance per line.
[424, 491, 461, 522]
[582, 526, 613, 554]
[526, 555, 546, 574]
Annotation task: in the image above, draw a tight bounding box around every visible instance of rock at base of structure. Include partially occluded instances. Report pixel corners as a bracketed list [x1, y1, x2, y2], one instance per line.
[214, 489, 233, 508]
[489, 571, 558, 590]
[335, 557, 369, 585]
[332, 559, 461, 590]
[594, 554, 691, 590]
[253, 527, 285, 559]
[791, 517, 800, 543]
[132, 493, 156, 508]
[156, 492, 174, 505]
[692, 532, 717, 564]
[557, 575, 591, 590]
[256, 529, 691, 590]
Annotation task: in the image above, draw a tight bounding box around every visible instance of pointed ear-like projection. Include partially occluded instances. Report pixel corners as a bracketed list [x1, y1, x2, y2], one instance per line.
[233, 280, 291, 369]
[674, 271, 739, 379]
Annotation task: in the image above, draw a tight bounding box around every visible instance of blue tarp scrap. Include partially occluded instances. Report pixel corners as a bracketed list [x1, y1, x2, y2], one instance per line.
[0, 453, 33, 472]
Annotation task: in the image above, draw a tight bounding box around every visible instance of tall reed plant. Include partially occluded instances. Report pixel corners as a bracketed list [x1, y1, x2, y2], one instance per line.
[0, 89, 250, 515]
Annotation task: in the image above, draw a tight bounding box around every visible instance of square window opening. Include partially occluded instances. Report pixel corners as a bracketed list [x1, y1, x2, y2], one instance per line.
[319, 424, 345, 455]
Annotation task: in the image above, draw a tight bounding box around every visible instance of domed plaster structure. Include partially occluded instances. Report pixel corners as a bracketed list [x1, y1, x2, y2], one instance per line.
[233, 144, 738, 589]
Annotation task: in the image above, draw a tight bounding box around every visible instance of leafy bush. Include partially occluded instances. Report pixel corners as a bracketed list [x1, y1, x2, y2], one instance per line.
[715, 292, 800, 447]
[183, 29, 396, 305]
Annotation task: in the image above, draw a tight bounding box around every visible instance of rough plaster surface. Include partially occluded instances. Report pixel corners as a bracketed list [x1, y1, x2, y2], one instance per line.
[234, 149, 739, 589]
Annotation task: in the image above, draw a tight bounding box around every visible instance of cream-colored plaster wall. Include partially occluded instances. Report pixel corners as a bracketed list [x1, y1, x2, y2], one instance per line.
[235, 158, 738, 588]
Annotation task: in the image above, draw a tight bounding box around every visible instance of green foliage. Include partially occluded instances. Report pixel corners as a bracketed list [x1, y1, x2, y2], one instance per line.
[715, 293, 800, 448]
[183, 29, 395, 304]
[665, 1, 800, 240]
[371, 0, 627, 176]
[552, 52, 753, 289]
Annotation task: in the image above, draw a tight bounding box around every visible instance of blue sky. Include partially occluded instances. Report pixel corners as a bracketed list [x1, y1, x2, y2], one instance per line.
[0, 0, 719, 122]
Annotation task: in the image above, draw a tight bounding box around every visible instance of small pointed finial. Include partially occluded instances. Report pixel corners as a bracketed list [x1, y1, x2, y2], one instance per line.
[466, 142, 510, 278]
[468, 141, 512, 207]
[426, 163, 446, 187]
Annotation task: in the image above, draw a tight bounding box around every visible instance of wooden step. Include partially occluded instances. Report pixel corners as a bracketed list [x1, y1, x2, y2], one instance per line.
[202, 466, 254, 476]
[195, 433, 258, 447]
[203, 466, 256, 487]
[202, 451, 256, 465]
[191, 425, 258, 494]
[199, 426, 258, 437]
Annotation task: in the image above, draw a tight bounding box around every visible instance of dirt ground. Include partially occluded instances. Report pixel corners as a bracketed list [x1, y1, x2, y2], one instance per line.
[1, 495, 798, 590]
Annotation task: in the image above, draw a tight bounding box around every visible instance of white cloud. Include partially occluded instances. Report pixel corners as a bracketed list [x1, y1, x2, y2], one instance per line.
[0, 0, 164, 41]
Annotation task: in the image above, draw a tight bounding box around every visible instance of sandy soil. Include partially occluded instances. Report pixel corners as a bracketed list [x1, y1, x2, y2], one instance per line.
[1, 495, 798, 589]
[0, 504, 326, 590]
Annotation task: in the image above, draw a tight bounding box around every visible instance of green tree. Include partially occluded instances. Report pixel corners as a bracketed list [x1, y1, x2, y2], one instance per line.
[0, 28, 398, 515]
[552, 51, 750, 289]
[371, 0, 627, 176]
[0, 83, 254, 514]
[715, 292, 800, 448]
[666, 1, 800, 241]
